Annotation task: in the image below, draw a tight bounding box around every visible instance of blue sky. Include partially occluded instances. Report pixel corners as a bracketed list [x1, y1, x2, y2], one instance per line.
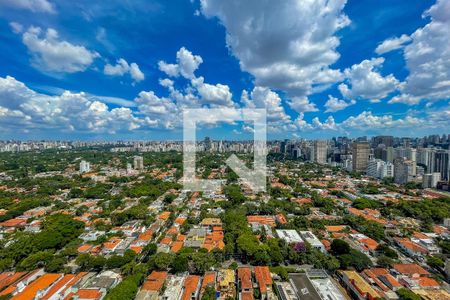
[0, 0, 449, 140]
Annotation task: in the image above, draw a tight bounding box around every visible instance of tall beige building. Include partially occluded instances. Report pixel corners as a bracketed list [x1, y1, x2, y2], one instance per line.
[352, 141, 370, 173]
[313, 140, 327, 164]
[133, 155, 144, 170]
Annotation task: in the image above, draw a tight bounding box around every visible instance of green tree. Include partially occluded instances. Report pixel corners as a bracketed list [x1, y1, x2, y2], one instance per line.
[397, 288, 420, 300]
[339, 250, 372, 271]
[201, 286, 216, 300]
[426, 256, 444, 269]
[377, 256, 394, 268]
[330, 239, 350, 255]
[376, 244, 398, 259]
[171, 254, 189, 273]
[105, 273, 143, 300]
[149, 253, 173, 271]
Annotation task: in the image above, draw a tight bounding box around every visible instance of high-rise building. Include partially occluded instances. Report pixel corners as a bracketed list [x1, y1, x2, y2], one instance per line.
[79, 160, 90, 173]
[422, 173, 441, 188]
[133, 155, 144, 170]
[373, 135, 393, 147]
[280, 139, 289, 154]
[292, 147, 301, 158]
[394, 157, 415, 184]
[312, 140, 327, 164]
[417, 147, 436, 173]
[352, 141, 370, 173]
[126, 163, 133, 174]
[382, 146, 394, 163]
[434, 150, 450, 181]
[367, 159, 394, 179]
[204, 137, 212, 152]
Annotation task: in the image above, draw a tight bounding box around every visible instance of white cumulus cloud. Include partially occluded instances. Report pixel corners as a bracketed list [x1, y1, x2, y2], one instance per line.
[158, 47, 203, 79]
[375, 34, 411, 55]
[324, 95, 355, 112]
[0, 76, 141, 133]
[20, 26, 99, 73]
[339, 57, 400, 102]
[104, 58, 145, 82]
[200, 0, 350, 111]
[394, 0, 450, 104]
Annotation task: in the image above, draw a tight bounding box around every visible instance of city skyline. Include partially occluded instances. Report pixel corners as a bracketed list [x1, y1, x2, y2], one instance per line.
[1, 0, 450, 140]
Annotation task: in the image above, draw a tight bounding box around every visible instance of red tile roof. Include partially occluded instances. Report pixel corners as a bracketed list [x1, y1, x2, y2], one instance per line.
[201, 272, 216, 293]
[11, 273, 62, 300]
[0, 218, 27, 227]
[254, 266, 272, 293]
[41, 274, 75, 300]
[73, 289, 102, 299]
[393, 264, 429, 277]
[142, 271, 168, 292]
[0, 272, 27, 291]
[238, 268, 252, 290]
[181, 275, 200, 300]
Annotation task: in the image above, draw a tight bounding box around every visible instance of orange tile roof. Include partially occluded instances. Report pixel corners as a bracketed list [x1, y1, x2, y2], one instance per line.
[348, 208, 388, 225]
[321, 239, 331, 250]
[238, 268, 252, 290]
[77, 244, 92, 253]
[158, 211, 171, 221]
[201, 272, 216, 292]
[363, 268, 401, 292]
[175, 217, 187, 225]
[103, 237, 122, 250]
[393, 264, 429, 277]
[73, 289, 102, 299]
[241, 291, 254, 300]
[276, 214, 287, 224]
[181, 275, 200, 300]
[0, 218, 27, 227]
[142, 271, 168, 292]
[418, 277, 440, 288]
[11, 273, 61, 300]
[433, 225, 450, 235]
[160, 236, 172, 245]
[255, 266, 272, 293]
[358, 238, 379, 251]
[130, 246, 143, 254]
[90, 245, 102, 254]
[412, 232, 429, 239]
[366, 268, 389, 276]
[292, 198, 312, 205]
[138, 229, 154, 241]
[394, 238, 428, 255]
[0, 272, 27, 291]
[177, 234, 187, 241]
[325, 225, 347, 232]
[246, 216, 276, 227]
[0, 285, 16, 296]
[171, 241, 184, 253]
[382, 275, 401, 288]
[57, 272, 88, 297]
[41, 274, 75, 300]
[166, 226, 178, 235]
[332, 232, 348, 239]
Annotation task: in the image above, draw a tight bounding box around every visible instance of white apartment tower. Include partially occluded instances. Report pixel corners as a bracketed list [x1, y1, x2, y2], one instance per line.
[367, 159, 394, 179]
[422, 173, 441, 188]
[79, 160, 90, 173]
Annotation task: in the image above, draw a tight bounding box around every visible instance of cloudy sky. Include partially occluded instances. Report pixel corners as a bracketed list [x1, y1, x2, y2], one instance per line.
[0, 0, 449, 140]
